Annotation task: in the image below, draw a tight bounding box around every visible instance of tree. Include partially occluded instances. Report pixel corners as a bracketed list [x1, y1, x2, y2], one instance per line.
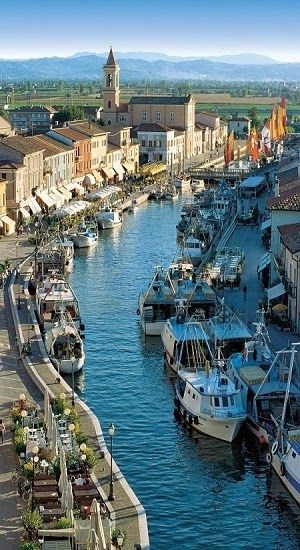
[52, 106, 85, 124]
[248, 107, 261, 129]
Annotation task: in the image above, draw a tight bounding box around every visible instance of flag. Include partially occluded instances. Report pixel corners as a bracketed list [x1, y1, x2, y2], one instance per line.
[262, 119, 271, 153]
[247, 128, 259, 161]
[281, 96, 287, 131]
[270, 108, 278, 141]
[224, 130, 234, 165]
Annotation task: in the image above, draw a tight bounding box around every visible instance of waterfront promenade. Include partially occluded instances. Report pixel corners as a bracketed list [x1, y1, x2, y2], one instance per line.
[0, 234, 149, 547]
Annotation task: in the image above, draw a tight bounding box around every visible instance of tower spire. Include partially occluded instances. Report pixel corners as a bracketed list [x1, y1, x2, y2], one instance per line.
[105, 46, 116, 67]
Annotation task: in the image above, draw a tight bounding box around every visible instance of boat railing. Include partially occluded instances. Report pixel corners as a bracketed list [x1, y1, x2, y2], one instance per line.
[202, 407, 245, 419]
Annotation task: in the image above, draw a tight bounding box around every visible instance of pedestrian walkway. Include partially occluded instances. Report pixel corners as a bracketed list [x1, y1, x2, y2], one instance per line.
[0, 284, 42, 548]
[222, 193, 300, 351]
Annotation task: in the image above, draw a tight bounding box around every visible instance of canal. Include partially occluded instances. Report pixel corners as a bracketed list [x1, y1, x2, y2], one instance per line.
[69, 198, 300, 549]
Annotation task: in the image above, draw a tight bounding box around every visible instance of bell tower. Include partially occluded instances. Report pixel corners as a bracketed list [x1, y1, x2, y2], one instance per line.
[102, 47, 120, 125]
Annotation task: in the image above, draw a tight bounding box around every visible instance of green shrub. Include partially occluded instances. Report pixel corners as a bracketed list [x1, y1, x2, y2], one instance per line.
[53, 516, 73, 529]
[23, 461, 34, 479]
[20, 542, 40, 550]
[22, 509, 43, 537]
[75, 430, 88, 445]
[111, 528, 126, 545]
[85, 447, 97, 469]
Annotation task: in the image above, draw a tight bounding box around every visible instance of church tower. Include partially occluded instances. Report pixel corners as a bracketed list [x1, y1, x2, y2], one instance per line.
[102, 47, 120, 125]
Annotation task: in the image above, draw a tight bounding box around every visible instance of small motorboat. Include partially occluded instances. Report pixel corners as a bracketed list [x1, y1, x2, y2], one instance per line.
[72, 229, 98, 248]
[128, 200, 138, 213]
[97, 207, 122, 229]
[44, 312, 85, 374]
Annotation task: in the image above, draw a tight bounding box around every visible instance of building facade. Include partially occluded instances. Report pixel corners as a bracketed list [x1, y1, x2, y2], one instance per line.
[278, 224, 300, 333]
[9, 106, 57, 134]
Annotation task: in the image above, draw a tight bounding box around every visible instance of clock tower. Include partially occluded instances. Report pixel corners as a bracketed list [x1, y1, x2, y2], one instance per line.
[102, 47, 120, 125]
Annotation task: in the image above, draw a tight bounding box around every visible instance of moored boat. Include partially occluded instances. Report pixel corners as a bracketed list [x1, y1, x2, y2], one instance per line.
[36, 274, 83, 332]
[97, 207, 122, 229]
[72, 229, 98, 248]
[138, 266, 176, 336]
[44, 312, 85, 374]
[173, 175, 191, 191]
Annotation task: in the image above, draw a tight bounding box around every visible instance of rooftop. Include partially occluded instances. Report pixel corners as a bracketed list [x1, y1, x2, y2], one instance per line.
[9, 105, 57, 113]
[51, 127, 91, 142]
[106, 123, 131, 134]
[129, 95, 192, 106]
[30, 135, 74, 157]
[0, 160, 24, 169]
[135, 122, 172, 133]
[69, 121, 109, 137]
[105, 47, 117, 67]
[267, 184, 300, 210]
[278, 223, 300, 253]
[0, 135, 44, 155]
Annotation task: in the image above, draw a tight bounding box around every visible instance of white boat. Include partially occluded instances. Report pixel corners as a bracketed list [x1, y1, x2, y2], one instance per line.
[265, 343, 300, 505]
[72, 229, 98, 248]
[173, 175, 191, 191]
[52, 235, 74, 272]
[226, 311, 299, 443]
[186, 235, 206, 267]
[44, 313, 85, 374]
[128, 200, 138, 213]
[173, 321, 246, 442]
[36, 274, 83, 332]
[164, 185, 178, 200]
[191, 179, 205, 193]
[97, 207, 122, 229]
[138, 266, 176, 336]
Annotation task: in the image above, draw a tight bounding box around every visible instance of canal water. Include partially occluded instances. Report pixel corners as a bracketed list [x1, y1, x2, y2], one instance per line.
[69, 199, 300, 549]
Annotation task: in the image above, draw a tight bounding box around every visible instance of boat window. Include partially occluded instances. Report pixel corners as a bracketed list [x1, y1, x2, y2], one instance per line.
[188, 389, 190, 395]
[192, 393, 196, 399]
[230, 396, 234, 406]
[214, 397, 220, 407]
[223, 396, 228, 407]
[292, 451, 296, 459]
[199, 387, 204, 393]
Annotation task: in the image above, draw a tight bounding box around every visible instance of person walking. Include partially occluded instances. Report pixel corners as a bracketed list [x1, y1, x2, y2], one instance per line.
[243, 284, 248, 301]
[0, 420, 6, 443]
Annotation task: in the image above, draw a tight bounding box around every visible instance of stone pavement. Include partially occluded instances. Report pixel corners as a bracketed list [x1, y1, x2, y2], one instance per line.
[0, 282, 42, 549]
[221, 192, 300, 351]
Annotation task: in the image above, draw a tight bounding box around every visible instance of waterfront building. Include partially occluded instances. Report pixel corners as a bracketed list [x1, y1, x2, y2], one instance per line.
[0, 176, 15, 235]
[0, 136, 44, 221]
[278, 224, 300, 333]
[228, 116, 251, 139]
[30, 134, 75, 189]
[0, 115, 15, 137]
[47, 127, 92, 179]
[101, 48, 227, 169]
[267, 183, 300, 285]
[8, 105, 57, 134]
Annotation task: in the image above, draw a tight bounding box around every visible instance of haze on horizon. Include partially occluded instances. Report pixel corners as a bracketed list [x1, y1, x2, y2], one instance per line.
[1, 0, 300, 63]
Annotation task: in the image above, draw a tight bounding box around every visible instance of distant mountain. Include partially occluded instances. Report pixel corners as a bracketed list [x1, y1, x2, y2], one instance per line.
[207, 53, 279, 65]
[0, 53, 299, 82]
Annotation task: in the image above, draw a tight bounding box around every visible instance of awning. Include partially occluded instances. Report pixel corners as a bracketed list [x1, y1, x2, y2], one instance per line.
[58, 186, 72, 201]
[122, 162, 134, 174]
[49, 187, 65, 207]
[18, 207, 31, 220]
[64, 182, 85, 195]
[0, 214, 16, 228]
[261, 218, 271, 231]
[140, 161, 167, 176]
[257, 252, 271, 273]
[113, 163, 125, 180]
[101, 167, 116, 180]
[25, 197, 42, 214]
[36, 189, 56, 208]
[92, 170, 104, 183]
[267, 282, 286, 301]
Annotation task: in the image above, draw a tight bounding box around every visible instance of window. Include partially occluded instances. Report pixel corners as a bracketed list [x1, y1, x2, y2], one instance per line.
[142, 112, 148, 122]
[107, 120, 111, 125]
[1, 173, 6, 179]
[214, 397, 220, 407]
[141, 140, 146, 147]
[170, 112, 175, 122]
[108, 100, 111, 109]
[223, 396, 228, 407]
[149, 140, 153, 148]
[155, 112, 161, 122]
[107, 73, 112, 88]
[230, 396, 234, 406]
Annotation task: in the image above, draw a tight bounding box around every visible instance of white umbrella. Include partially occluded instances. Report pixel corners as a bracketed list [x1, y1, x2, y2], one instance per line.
[65, 480, 74, 517]
[59, 446, 68, 495]
[87, 528, 100, 550]
[89, 499, 106, 550]
[44, 390, 50, 429]
[51, 415, 58, 455]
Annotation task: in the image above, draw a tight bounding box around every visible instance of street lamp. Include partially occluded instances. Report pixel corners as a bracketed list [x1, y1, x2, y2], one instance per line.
[23, 426, 30, 444]
[31, 446, 39, 512]
[108, 423, 115, 501]
[117, 533, 124, 548]
[71, 361, 75, 406]
[69, 423, 75, 451]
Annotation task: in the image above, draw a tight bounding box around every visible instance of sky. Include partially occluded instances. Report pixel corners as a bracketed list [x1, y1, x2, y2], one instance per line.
[1, 0, 300, 62]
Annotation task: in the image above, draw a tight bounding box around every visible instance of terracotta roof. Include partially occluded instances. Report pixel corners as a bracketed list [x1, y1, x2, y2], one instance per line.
[30, 135, 73, 157]
[107, 143, 121, 152]
[69, 121, 109, 137]
[129, 95, 192, 106]
[105, 47, 117, 67]
[135, 123, 171, 133]
[267, 184, 300, 210]
[0, 135, 44, 155]
[195, 123, 206, 131]
[278, 224, 300, 253]
[51, 128, 90, 142]
[82, 106, 102, 115]
[198, 111, 219, 118]
[106, 123, 131, 134]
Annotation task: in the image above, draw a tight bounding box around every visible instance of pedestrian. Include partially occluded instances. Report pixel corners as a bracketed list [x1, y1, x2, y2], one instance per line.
[243, 284, 247, 301]
[0, 419, 6, 443]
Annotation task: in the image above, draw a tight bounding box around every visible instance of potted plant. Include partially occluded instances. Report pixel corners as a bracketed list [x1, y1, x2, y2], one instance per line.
[111, 528, 126, 547]
[22, 509, 43, 541]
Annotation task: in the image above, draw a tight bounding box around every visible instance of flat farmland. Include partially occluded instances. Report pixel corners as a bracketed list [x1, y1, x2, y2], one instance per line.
[193, 93, 281, 104]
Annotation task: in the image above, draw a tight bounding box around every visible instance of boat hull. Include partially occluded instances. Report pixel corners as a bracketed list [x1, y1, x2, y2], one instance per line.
[72, 236, 98, 248]
[141, 317, 166, 336]
[52, 356, 84, 374]
[271, 452, 300, 505]
[175, 398, 244, 443]
[98, 219, 122, 229]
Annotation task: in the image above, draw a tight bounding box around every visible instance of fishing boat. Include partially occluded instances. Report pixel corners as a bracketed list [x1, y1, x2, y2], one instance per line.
[97, 207, 122, 229]
[164, 185, 178, 200]
[72, 229, 98, 248]
[266, 343, 300, 505]
[138, 266, 176, 336]
[226, 311, 299, 443]
[52, 235, 74, 272]
[173, 175, 191, 191]
[44, 312, 85, 374]
[173, 317, 246, 442]
[36, 274, 83, 332]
